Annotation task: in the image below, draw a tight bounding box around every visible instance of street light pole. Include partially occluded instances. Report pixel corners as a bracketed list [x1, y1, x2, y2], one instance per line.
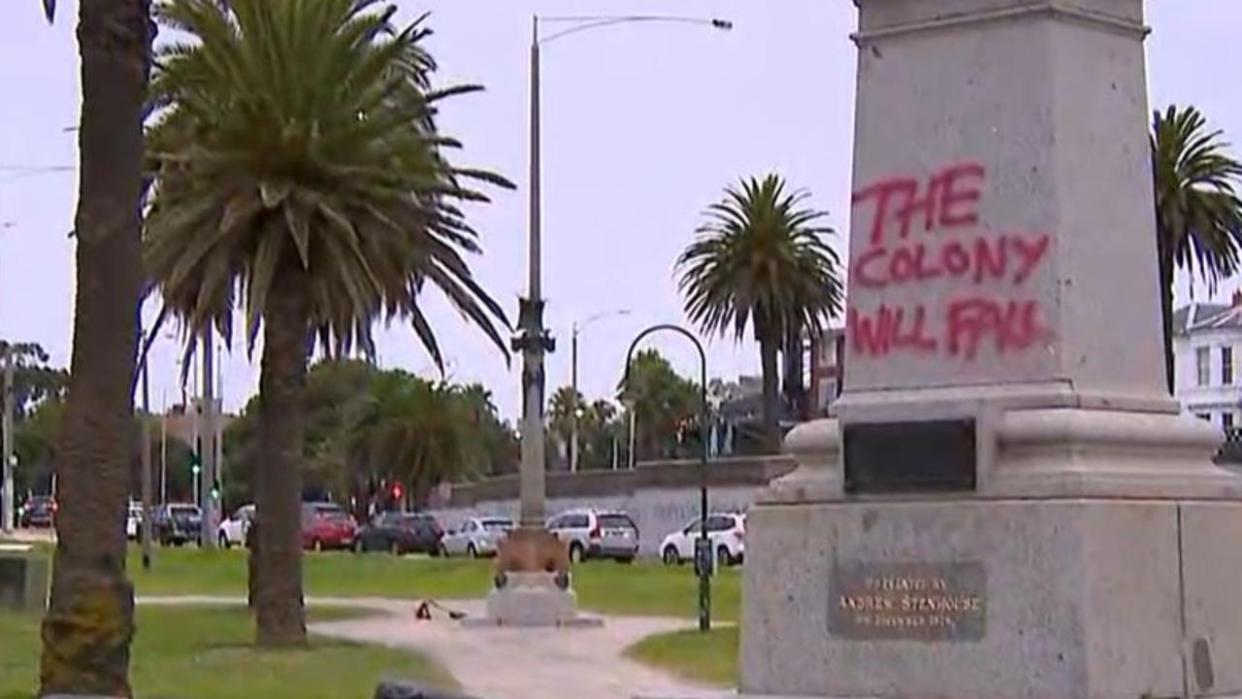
[1, 348, 13, 533]
[569, 308, 631, 473]
[515, 12, 730, 527]
[140, 332, 153, 570]
[623, 323, 712, 632]
[570, 323, 579, 472]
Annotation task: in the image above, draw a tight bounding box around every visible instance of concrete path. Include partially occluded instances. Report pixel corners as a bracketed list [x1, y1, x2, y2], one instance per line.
[138, 596, 716, 699]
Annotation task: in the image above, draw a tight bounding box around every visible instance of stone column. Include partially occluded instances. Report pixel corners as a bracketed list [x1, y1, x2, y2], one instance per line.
[741, 2, 1242, 698]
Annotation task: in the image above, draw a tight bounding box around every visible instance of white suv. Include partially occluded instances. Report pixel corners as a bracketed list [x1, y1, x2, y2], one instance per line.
[546, 509, 639, 563]
[217, 504, 255, 548]
[659, 512, 746, 567]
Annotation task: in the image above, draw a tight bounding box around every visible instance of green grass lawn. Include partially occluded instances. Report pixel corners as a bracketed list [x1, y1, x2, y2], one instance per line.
[624, 626, 739, 688]
[0, 606, 455, 699]
[130, 546, 743, 621]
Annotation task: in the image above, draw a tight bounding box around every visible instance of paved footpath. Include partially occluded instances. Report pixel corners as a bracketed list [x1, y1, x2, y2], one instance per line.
[139, 596, 716, 699]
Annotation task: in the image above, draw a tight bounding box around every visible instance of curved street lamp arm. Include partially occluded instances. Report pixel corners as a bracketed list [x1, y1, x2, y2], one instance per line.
[539, 15, 732, 46]
[621, 323, 707, 395]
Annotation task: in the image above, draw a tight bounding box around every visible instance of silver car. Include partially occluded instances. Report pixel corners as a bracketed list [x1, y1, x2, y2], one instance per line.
[547, 509, 639, 563]
[441, 516, 514, 558]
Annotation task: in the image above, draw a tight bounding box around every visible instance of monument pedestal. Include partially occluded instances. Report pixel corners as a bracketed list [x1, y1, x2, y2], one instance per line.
[465, 526, 601, 628]
[741, 492, 1242, 699]
[734, 414, 1242, 699]
[465, 571, 602, 628]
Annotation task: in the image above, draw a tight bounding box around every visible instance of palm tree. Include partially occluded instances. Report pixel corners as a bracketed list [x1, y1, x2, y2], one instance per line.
[1152, 106, 1242, 392]
[143, 0, 510, 646]
[348, 372, 474, 505]
[677, 174, 843, 451]
[37, 0, 153, 694]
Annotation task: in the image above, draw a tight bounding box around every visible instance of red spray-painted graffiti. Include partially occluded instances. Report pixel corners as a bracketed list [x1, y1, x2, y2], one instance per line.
[848, 162, 1051, 360]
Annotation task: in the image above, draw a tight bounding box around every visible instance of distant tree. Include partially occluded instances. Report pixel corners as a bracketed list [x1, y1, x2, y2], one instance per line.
[618, 349, 699, 462]
[1151, 106, 1242, 391]
[348, 371, 476, 506]
[454, 383, 519, 477]
[677, 174, 843, 450]
[0, 341, 69, 420]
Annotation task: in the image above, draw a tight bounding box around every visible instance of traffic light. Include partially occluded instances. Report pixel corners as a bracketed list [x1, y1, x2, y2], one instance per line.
[189, 451, 202, 477]
[209, 481, 220, 501]
[391, 483, 404, 500]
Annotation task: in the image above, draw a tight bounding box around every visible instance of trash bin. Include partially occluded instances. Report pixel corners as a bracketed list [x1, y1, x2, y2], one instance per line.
[0, 544, 50, 612]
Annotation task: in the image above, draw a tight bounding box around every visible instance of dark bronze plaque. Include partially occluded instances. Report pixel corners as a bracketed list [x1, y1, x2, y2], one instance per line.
[843, 419, 976, 494]
[828, 560, 986, 642]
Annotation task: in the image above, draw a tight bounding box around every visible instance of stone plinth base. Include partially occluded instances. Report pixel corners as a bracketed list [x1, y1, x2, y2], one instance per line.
[740, 498, 1242, 699]
[464, 571, 602, 628]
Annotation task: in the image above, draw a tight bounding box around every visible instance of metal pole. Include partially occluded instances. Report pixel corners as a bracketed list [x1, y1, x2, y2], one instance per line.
[202, 330, 217, 547]
[622, 323, 711, 631]
[141, 340, 153, 570]
[628, 409, 636, 469]
[570, 325, 579, 472]
[2, 349, 14, 533]
[160, 401, 167, 504]
[215, 339, 224, 511]
[191, 370, 199, 506]
[698, 351, 711, 632]
[515, 15, 552, 529]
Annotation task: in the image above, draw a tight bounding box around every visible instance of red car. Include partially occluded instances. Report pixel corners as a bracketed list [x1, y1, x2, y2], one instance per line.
[300, 502, 357, 551]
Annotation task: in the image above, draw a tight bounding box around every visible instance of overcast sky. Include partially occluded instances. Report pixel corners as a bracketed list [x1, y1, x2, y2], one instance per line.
[2, 1, 1240, 419]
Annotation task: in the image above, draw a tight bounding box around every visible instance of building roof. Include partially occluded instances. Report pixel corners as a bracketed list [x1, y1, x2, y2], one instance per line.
[1174, 301, 1242, 334]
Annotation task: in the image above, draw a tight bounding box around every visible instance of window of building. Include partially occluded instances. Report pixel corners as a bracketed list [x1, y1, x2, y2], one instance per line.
[1224, 413, 1235, 430]
[1223, 347, 1234, 385]
[1196, 413, 1211, 422]
[1197, 347, 1211, 386]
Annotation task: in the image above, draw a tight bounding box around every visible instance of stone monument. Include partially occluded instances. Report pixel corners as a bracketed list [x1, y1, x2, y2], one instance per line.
[739, 1, 1242, 698]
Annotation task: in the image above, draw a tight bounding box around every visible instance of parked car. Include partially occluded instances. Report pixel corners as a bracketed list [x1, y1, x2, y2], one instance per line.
[217, 504, 255, 548]
[301, 502, 358, 551]
[354, 511, 442, 555]
[126, 501, 143, 540]
[546, 509, 639, 563]
[659, 512, 746, 567]
[441, 516, 513, 558]
[18, 495, 56, 528]
[153, 503, 202, 546]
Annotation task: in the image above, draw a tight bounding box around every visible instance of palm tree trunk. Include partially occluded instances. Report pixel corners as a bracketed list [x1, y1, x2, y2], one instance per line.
[1157, 229, 1176, 394]
[254, 261, 310, 647]
[759, 335, 781, 453]
[39, 1, 152, 694]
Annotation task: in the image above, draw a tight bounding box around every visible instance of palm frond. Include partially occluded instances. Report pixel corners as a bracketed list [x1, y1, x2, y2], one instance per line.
[145, 0, 510, 369]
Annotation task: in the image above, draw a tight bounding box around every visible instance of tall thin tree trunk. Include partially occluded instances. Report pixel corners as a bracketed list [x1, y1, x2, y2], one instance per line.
[254, 261, 310, 647]
[759, 335, 781, 453]
[40, 1, 152, 695]
[1157, 228, 1175, 394]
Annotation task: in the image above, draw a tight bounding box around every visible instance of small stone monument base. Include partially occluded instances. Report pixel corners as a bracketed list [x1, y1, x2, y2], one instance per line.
[463, 571, 601, 628]
[462, 526, 601, 628]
